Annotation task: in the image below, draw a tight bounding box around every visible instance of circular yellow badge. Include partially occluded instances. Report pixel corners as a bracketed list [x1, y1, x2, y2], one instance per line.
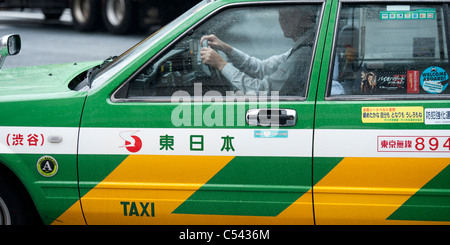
[36, 156, 58, 177]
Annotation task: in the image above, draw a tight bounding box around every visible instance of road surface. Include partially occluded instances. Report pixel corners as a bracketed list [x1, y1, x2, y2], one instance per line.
[0, 9, 146, 69]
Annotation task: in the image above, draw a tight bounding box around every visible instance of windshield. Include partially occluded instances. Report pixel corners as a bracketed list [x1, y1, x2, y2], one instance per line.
[90, 0, 210, 89]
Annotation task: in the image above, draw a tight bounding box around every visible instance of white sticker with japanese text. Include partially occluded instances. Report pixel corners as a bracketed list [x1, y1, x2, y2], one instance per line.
[425, 108, 450, 125]
[378, 136, 450, 152]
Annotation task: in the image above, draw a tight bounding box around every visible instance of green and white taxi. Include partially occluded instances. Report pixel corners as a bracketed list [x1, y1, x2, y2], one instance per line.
[0, 0, 449, 225]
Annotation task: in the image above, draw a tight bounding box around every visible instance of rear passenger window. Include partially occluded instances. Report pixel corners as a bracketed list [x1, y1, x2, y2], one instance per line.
[328, 3, 450, 98]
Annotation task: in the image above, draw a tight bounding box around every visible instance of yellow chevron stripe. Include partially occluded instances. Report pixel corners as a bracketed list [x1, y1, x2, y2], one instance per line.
[75, 155, 313, 224]
[314, 157, 449, 225]
[79, 155, 232, 224]
[52, 156, 449, 224]
[50, 200, 86, 225]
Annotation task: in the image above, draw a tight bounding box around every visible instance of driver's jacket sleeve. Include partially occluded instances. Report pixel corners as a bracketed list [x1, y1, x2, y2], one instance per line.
[220, 28, 315, 95]
[221, 48, 289, 94]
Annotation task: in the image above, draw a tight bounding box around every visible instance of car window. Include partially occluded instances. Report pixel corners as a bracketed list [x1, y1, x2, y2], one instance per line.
[328, 3, 450, 98]
[90, 0, 209, 90]
[116, 4, 322, 100]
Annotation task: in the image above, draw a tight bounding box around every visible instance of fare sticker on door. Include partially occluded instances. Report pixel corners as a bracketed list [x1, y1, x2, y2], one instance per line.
[362, 107, 424, 123]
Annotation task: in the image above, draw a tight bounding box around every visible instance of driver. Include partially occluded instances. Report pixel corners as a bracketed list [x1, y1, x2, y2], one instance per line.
[200, 6, 317, 95]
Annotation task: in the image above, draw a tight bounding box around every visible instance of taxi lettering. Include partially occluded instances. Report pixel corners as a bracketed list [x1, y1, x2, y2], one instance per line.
[120, 202, 155, 217]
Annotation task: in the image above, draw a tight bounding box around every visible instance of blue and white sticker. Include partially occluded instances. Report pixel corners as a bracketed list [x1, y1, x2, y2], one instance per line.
[254, 130, 288, 138]
[420, 66, 449, 94]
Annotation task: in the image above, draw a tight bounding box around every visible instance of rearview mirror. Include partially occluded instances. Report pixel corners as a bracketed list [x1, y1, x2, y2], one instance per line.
[0, 34, 21, 69]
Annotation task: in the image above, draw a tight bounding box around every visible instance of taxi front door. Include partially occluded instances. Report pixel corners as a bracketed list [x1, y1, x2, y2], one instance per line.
[76, 1, 329, 224]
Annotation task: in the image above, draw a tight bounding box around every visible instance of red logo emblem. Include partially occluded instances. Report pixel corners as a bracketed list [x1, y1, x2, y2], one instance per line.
[119, 130, 142, 153]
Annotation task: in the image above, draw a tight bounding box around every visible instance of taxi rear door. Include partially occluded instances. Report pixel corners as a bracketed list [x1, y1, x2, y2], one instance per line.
[76, 0, 330, 224]
[313, 0, 450, 224]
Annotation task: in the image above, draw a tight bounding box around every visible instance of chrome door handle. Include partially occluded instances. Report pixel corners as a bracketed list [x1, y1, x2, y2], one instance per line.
[246, 109, 297, 127]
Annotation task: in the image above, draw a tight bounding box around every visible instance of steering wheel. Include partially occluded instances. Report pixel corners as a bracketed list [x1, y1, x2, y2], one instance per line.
[199, 39, 226, 84]
[197, 39, 212, 76]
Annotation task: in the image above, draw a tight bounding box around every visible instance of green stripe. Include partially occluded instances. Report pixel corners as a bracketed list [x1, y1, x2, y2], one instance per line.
[388, 164, 450, 222]
[173, 156, 311, 216]
[78, 155, 129, 197]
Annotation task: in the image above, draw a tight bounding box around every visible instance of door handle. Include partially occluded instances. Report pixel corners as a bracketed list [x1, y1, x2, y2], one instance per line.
[246, 109, 297, 127]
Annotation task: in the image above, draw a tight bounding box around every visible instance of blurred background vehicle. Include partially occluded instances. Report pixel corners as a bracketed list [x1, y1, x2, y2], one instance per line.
[0, 0, 199, 34]
[0, 0, 199, 68]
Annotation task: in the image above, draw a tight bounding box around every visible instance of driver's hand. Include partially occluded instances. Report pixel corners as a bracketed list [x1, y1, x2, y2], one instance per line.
[200, 35, 233, 55]
[200, 47, 228, 72]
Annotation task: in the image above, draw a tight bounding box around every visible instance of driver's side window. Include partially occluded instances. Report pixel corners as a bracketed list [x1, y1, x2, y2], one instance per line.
[123, 4, 320, 99]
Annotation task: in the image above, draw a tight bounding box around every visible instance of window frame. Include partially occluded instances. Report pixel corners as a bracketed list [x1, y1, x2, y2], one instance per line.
[325, 0, 450, 101]
[111, 0, 325, 103]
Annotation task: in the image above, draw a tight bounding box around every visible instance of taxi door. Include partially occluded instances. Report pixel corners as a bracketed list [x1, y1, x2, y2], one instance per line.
[76, 0, 329, 224]
[313, 0, 450, 224]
